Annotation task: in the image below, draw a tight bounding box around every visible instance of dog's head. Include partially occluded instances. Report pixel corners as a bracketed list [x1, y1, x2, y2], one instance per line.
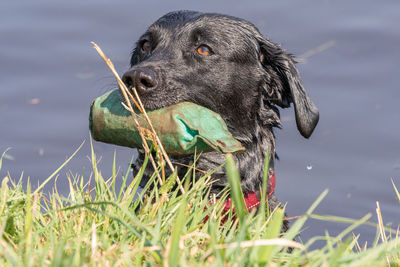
[122, 10, 319, 140]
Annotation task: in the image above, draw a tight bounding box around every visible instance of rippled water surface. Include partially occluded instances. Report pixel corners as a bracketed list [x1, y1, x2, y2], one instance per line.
[1, 0, 399, 244]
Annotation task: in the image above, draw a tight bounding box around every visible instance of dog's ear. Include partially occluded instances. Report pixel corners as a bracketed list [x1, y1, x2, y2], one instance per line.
[258, 38, 319, 138]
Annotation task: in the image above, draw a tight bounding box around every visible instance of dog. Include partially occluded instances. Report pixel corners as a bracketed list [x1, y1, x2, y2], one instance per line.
[122, 10, 319, 230]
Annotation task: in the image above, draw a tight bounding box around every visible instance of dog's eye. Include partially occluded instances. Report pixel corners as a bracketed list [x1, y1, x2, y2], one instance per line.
[141, 41, 151, 52]
[197, 45, 212, 56]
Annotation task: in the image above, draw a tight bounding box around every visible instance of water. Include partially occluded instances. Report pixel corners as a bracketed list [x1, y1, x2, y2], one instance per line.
[1, 0, 399, 245]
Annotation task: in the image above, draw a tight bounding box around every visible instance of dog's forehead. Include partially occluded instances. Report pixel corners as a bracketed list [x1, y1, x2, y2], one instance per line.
[148, 11, 261, 46]
[152, 10, 203, 26]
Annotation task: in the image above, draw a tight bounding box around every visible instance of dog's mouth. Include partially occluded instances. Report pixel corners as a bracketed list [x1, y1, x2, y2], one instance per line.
[137, 98, 170, 110]
[118, 86, 179, 111]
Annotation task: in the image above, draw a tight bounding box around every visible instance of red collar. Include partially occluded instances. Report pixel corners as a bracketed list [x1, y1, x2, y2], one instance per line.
[204, 170, 276, 223]
[222, 170, 276, 213]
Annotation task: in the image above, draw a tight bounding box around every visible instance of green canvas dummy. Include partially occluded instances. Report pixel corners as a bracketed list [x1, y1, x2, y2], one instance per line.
[89, 89, 245, 156]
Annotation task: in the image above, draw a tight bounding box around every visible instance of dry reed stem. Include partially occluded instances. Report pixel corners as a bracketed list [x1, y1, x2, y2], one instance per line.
[1, 232, 17, 250]
[376, 201, 391, 266]
[32, 192, 38, 219]
[171, 161, 208, 174]
[352, 233, 363, 253]
[297, 40, 336, 63]
[284, 215, 301, 221]
[213, 238, 304, 250]
[123, 100, 166, 185]
[91, 42, 185, 194]
[92, 43, 163, 186]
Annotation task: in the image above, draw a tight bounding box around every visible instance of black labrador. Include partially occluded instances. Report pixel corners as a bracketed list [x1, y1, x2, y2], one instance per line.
[122, 11, 319, 229]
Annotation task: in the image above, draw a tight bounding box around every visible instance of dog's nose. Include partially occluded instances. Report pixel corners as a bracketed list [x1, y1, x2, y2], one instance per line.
[122, 68, 158, 94]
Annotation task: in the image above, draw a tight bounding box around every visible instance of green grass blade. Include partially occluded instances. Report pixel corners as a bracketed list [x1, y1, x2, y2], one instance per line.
[168, 198, 187, 267]
[391, 179, 400, 204]
[122, 155, 148, 204]
[225, 153, 246, 224]
[259, 149, 270, 220]
[111, 150, 117, 196]
[284, 189, 329, 241]
[0, 176, 10, 217]
[0, 148, 11, 171]
[24, 179, 32, 265]
[117, 156, 136, 202]
[33, 141, 84, 195]
[252, 207, 285, 263]
[328, 237, 353, 266]
[348, 239, 400, 267]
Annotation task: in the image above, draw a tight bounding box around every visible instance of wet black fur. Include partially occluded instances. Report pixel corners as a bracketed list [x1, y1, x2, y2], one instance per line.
[125, 11, 319, 230]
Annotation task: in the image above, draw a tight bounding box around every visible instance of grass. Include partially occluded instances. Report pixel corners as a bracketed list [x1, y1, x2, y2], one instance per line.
[0, 142, 399, 266]
[1, 44, 399, 266]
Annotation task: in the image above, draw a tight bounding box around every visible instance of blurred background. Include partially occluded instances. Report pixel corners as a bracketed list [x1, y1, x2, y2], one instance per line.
[1, 0, 399, 245]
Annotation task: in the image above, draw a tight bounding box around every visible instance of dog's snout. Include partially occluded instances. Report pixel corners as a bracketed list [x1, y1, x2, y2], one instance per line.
[122, 68, 158, 94]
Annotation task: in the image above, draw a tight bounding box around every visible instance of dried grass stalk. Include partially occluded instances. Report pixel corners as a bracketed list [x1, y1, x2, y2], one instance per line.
[91, 42, 185, 194]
